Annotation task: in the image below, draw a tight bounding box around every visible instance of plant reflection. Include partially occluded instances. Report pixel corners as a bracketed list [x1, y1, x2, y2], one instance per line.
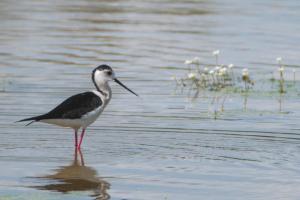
[32, 149, 110, 200]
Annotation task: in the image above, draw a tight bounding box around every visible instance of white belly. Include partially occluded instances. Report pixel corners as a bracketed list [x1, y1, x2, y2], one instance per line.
[40, 106, 104, 130]
[81, 106, 104, 128]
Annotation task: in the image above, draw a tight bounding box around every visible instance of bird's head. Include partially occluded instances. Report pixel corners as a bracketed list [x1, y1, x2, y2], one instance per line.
[92, 64, 138, 96]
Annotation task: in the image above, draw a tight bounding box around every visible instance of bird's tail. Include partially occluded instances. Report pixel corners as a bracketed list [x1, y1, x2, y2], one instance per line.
[15, 115, 43, 126]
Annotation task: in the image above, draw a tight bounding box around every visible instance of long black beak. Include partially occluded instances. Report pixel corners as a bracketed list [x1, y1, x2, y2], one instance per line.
[114, 78, 138, 96]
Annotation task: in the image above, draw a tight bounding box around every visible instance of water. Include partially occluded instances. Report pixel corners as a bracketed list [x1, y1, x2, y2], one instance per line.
[1, 0, 300, 199]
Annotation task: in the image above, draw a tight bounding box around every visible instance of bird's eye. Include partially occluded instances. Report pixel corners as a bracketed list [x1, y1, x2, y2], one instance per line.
[106, 71, 112, 76]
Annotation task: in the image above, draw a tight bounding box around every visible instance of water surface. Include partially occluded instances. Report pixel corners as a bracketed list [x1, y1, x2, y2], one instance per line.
[1, 0, 300, 199]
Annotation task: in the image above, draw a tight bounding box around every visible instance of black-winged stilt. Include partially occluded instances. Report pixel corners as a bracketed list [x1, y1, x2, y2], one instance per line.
[17, 64, 138, 149]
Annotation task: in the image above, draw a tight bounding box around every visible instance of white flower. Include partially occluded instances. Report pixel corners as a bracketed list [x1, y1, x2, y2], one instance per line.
[276, 57, 282, 63]
[185, 57, 201, 65]
[212, 50, 220, 56]
[185, 60, 193, 65]
[242, 68, 249, 76]
[215, 66, 220, 71]
[209, 70, 215, 74]
[171, 75, 176, 80]
[192, 57, 200, 64]
[201, 73, 206, 78]
[278, 67, 284, 72]
[188, 73, 196, 79]
[204, 67, 209, 72]
[219, 67, 227, 75]
[228, 64, 234, 69]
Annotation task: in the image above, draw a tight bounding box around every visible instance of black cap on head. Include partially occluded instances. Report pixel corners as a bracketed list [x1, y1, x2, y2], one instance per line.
[95, 64, 112, 72]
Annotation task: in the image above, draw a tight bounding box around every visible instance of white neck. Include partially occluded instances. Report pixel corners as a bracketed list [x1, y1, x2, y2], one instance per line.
[92, 69, 113, 104]
[95, 81, 112, 104]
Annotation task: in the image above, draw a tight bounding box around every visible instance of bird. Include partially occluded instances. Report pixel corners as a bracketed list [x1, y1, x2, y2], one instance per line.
[17, 64, 138, 149]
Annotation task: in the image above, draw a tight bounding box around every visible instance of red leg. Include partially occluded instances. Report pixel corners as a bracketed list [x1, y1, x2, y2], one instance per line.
[78, 149, 85, 166]
[77, 128, 86, 149]
[74, 147, 78, 164]
[74, 129, 78, 147]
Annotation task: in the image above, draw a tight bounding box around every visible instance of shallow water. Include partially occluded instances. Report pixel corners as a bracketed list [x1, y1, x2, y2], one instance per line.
[1, 0, 300, 199]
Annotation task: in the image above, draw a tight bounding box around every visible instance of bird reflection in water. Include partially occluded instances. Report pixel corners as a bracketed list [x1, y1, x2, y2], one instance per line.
[32, 149, 110, 200]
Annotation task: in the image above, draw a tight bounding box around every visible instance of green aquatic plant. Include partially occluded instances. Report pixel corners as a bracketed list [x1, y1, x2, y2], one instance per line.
[212, 50, 220, 66]
[184, 57, 201, 73]
[175, 51, 240, 92]
[174, 52, 297, 100]
[228, 64, 235, 84]
[277, 57, 285, 93]
[241, 68, 254, 91]
[173, 53, 300, 119]
[278, 67, 285, 93]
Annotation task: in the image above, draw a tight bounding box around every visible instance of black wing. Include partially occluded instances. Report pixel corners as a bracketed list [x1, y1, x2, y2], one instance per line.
[18, 92, 102, 122]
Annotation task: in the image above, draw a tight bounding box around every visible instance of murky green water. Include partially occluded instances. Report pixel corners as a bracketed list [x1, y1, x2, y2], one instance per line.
[1, 0, 300, 199]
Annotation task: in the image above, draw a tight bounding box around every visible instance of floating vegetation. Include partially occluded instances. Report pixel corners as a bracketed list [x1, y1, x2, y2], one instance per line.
[277, 57, 286, 93]
[174, 50, 255, 93]
[172, 50, 299, 118]
[173, 50, 297, 94]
